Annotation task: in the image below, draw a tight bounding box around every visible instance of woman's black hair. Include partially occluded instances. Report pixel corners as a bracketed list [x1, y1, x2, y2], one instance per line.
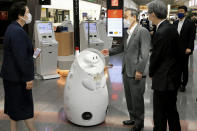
[9, 1, 27, 21]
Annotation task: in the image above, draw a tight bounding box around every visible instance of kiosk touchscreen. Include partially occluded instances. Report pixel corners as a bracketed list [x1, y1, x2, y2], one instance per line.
[34, 21, 59, 79]
[84, 22, 97, 34]
[37, 22, 53, 34]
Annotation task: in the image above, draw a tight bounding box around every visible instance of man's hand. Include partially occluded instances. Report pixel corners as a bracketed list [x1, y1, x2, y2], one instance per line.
[101, 49, 109, 56]
[26, 81, 33, 90]
[135, 71, 142, 80]
[185, 48, 191, 54]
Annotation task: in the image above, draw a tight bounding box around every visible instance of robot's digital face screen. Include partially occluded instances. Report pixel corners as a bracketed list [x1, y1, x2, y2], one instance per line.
[84, 23, 97, 34]
[38, 23, 53, 34]
[78, 51, 104, 74]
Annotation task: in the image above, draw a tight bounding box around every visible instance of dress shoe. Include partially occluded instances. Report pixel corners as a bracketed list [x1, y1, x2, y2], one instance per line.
[180, 85, 186, 92]
[122, 120, 135, 125]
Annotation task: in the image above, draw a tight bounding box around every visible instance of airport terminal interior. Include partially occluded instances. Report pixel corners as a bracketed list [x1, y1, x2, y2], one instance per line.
[0, 0, 197, 131]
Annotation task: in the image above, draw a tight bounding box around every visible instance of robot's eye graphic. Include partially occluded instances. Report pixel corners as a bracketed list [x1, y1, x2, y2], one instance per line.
[96, 56, 98, 59]
[93, 57, 94, 60]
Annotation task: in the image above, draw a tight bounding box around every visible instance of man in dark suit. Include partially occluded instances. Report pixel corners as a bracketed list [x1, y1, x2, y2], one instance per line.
[173, 6, 196, 92]
[148, 0, 181, 131]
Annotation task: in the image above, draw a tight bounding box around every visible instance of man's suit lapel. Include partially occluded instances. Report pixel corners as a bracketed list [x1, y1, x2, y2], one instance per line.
[126, 24, 140, 50]
[180, 18, 188, 37]
[123, 29, 128, 51]
[174, 21, 178, 29]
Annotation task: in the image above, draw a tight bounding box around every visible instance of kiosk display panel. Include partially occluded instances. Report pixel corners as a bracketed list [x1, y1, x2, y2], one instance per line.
[37, 22, 53, 34]
[84, 23, 97, 34]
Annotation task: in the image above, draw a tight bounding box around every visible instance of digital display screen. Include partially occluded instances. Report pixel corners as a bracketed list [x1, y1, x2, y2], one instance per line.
[0, 11, 8, 20]
[38, 22, 53, 34]
[107, 10, 123, 37]
[84, 23, 97, 34]
[111, 0, 119, 6]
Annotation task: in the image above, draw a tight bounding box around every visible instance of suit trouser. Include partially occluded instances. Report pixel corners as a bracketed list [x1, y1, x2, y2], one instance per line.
[153, 90, 181, 131]
[123, 71, 145, 128]
[180, 55, 189, 86]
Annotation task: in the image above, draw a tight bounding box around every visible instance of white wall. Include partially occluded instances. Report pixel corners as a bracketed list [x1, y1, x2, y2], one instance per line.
[42, 0, 101, 23]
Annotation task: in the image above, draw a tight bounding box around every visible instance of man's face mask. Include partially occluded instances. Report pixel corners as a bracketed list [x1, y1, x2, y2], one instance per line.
[178, 13, 184, 19]
[124, 19, 131, 28]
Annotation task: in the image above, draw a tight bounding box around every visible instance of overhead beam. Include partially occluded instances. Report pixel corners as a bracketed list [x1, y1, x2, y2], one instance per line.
[133, 0, 175, 5]
[81, 0, 107, 7]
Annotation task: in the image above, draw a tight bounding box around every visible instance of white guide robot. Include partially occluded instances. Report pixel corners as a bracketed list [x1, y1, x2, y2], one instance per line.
[64, 48, 109, 126]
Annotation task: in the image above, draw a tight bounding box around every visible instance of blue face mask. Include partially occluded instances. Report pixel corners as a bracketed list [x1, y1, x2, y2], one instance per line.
[178, 13, 184, 19]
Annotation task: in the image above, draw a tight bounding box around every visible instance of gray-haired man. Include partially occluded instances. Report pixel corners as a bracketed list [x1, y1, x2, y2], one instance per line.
[148, 0, 181, 131]
[102, 8, 151, 131]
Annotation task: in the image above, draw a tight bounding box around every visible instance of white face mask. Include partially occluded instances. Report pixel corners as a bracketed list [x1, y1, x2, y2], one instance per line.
[21, 13, 32, 24]
[124, 19, 131, 28]
[101, 15, 105, 18]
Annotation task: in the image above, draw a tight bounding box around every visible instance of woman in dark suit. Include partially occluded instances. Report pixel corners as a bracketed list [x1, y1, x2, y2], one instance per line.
[0, 2, 36, 131]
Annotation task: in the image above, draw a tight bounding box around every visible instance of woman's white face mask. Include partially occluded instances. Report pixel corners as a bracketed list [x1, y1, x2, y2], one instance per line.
[21, 13, 32, 24]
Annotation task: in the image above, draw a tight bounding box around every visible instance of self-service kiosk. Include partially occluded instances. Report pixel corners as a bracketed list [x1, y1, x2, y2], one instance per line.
[80, 21, 112, 65]
[34, 21, 60, 79]
[80, 21, 104, 51]
[80, 20, 113, 50]
[96, 20, 113, 49]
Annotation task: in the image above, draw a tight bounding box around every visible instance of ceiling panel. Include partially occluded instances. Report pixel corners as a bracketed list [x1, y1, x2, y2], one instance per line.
[82, 0, 106, 7]
[133, 0, 175, 5]
[82, 0, 184, 7]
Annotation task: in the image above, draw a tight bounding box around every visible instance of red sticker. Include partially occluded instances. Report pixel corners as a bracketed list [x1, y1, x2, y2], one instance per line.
[111, 0, 119, 6]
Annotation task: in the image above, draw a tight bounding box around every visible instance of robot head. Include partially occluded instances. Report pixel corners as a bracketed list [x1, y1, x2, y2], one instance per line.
[84, 52, 99, 64]
[78, 50, 104, 74]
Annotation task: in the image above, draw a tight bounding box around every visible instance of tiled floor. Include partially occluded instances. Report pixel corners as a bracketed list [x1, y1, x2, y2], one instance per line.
[0, 43, 197, 131]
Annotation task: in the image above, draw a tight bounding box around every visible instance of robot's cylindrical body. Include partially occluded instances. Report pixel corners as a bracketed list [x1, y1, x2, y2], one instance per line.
[64, 48, 109, 126]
